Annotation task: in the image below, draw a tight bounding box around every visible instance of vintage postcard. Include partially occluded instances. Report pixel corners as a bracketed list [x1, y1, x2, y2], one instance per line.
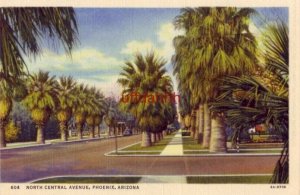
[0, 0, 299, 195]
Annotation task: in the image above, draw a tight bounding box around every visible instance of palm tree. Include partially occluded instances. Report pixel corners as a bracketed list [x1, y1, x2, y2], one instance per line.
[56, 76, 76, 141]
[73, 83, 90, 139]
[104, 97, 118, 137]
[94, 113, 104, 137]
[86, 87, 106, 138]
[173, 7, 258, 152]
[118, 52, 174, 147]
[23, 71, 58, 144]
[0, 8, 78, 78]
[93, 90, 106, 138]
[0, 8, 78, 147]
[211, 22, 288, 182]
[0, 77, 13, 147]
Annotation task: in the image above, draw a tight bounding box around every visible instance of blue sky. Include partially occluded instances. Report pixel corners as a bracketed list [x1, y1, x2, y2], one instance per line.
[25, 7, 288, 97]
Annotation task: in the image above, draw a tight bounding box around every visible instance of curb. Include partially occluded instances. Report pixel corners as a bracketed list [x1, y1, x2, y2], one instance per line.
[0, 143, 52, 151]
[104, 133, 178, 156]
[28, 173, 274, 183]
[50, 137, 102, 145]
[104, 141, 141, 156]
[1, 135, 139, 151]
[104, 152, 283, 157]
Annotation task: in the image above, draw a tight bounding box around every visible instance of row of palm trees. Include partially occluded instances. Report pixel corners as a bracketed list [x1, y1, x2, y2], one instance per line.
[118, 52, 177, 147]
[0, 71, 107, 147]
[173, 7, 288, 182]
[173, 7, 258, 152]
[0, 7, 79, 148]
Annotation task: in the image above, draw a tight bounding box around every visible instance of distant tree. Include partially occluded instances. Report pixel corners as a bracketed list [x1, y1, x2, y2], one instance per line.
[118, 52, 174, 147]
[23, 71, 59, 144]
[5, 120, 20, 142]
[56, 76, 77, 141]
[11, 101, 35, 142]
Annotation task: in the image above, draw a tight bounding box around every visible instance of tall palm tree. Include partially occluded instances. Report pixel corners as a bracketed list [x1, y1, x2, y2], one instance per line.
[86, 87, 106, 138]
[56, 76, 76, 141]
[93, 90, 106, 138]
[173, 7, 258, 152]
[73, 83, 90, 139]
[211, 22, 288, 182]
[0, 8, 78, 78]
[118, 52, 174, 147]
[104, 97, 118, 137]
[23, 71, 58, 144]
[0, 76, 27, 147]
[0, 77, 13, 147]
[0, 8, 78, 147]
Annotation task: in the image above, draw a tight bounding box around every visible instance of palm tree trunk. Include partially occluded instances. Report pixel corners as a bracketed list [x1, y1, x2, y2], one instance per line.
[198, 104, 204, 144]
[195, 109, 199, 138]
[190, 127, 194, 138]
[192, 111, 198, 140]
[95, 125, 100, 138]
[114, 126, 117, 136]
[108, 126, 112, 137]
[163, 130, 167, 137]
[157, 132, 161, 140]
[0, 119, 6, 148]
[209, 114, 227, 153]
[141, 131, 152, 147]
[36, 124, 45, 144]
[155, 132, 160, 141]
[89, 126, 95, 138]
[59, 121, 68, 141]
[151, 132, 156, 143]
[203, 103, 211, 148]
[76, 123, 83, 139]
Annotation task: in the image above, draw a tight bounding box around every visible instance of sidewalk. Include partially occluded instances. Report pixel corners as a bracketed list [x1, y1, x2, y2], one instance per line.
[160, 129, 183, 156]
[139, 176, 187, 183]
[1, 134, 124, 150]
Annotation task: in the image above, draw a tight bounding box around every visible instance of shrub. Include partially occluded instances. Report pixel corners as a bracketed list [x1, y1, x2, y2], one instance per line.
[5, 120, 20, 142]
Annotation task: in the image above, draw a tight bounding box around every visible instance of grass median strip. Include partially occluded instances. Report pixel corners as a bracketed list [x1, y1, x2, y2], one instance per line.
[186, 175, 272, 183]
[184, 149, 281, 155]
[34, 175, 272, 184]
[108, 152, 161, 155]
[182, 136, 206, 151]
[109, 132, 177, 156]
[33, 177, 142, 183]
[182, 135, 282, 155]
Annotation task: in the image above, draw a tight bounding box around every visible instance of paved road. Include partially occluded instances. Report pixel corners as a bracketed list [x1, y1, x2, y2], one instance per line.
[0, 135, 280, 183]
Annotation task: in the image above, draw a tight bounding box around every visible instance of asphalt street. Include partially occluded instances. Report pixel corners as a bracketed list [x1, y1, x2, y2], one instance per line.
[0, 135, 279, 182]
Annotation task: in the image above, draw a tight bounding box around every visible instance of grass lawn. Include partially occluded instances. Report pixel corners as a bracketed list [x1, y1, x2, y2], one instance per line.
[120, 132, 176, 152]
[228, 149, 282, 154]
[33, 177, 142, 183]
[184, 149, 281, 155]
[34, 175, 272, 184]
[182, 136, 206, 150]
[239, 143, 284, 149]
[108, 151, 161, 155]
[186, 175, 272, 183]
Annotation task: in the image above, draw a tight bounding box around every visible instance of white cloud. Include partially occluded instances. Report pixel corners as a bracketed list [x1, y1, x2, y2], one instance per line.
[120, 23, 184, 94]
[157, 23, 185, 58]
[121, 22, 184, 60]
[77, 75, 121, 98]
[120, 40, 159, 55]
[25, 48, 123, 96]
[27, 48, 122, 73]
